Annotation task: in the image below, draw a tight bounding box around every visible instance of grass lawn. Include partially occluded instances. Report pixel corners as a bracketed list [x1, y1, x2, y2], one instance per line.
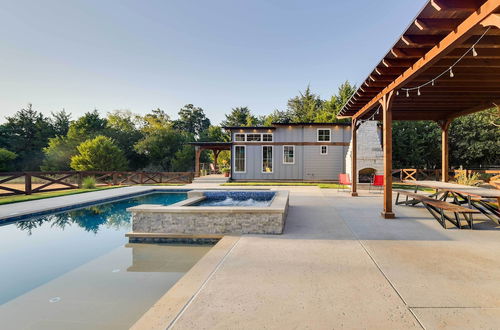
[221, 182, 435, 191]
[0, 183, 185, 205]
[221, 182, 344, 189]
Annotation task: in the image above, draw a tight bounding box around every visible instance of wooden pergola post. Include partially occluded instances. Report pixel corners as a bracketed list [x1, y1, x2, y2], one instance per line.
[351, 119, 358, 197]
[438, 119, 452, 182]
[380, 91, 395, 219]
[194, 146, 202, 177]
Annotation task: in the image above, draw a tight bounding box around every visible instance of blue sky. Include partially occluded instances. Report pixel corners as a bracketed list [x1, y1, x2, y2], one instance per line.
[0, 0, 425, 124]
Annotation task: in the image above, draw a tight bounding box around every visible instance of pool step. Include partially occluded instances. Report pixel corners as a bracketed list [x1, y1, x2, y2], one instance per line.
[192, 176, 229, 184]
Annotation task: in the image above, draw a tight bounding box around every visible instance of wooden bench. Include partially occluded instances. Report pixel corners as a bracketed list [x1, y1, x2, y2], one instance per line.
[395, 189, 480, 229]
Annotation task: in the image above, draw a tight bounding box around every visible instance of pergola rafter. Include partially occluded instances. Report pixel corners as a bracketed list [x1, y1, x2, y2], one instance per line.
[339, 0, 500, 218]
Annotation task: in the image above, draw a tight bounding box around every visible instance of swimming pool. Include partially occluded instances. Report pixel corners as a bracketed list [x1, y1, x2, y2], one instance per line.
[0, 191, 212, 329]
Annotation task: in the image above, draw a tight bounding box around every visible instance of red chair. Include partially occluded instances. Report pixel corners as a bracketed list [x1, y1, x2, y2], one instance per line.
[370, 175, 384, 192]
[338, 174, 351, 192]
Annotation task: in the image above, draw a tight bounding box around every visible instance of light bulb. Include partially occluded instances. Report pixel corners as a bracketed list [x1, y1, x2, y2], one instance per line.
[431, 80, 435, 86]
[417, 88, 421, 96]
[406, 90, 409, 97]
[449, 68, 454, 78]
[396, 90, 399, 96]
[472, 46, 478, 57]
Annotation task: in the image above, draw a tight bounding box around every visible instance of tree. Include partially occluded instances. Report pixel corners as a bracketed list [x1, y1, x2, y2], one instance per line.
[134, 125, 189, 171]
[0, 148, 17, 172]
[67, 109, 108, 140]
[0, 104, 55, 170]
[263, 109, 293, 125]
[106, 110, 146, 170]
[199, 125, 229, 142]
[286, 86, 323, 123]
[170, 145, 195, 172]
[174, 104, 211, 138]
[221, 107, 258, 127]
[70, 135, 128, 171]
[41, 136, 79, 171]
[316, 81, 356, 123]
[450, 108, 500, 167]
[51, 109, 72, 136]
[392, 121, 441, 168]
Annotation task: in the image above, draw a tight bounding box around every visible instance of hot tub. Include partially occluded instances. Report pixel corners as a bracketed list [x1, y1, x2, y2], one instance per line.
[127, 190, 288, 237]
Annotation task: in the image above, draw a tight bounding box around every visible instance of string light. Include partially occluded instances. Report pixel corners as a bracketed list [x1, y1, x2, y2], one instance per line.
[397, 26, 490, 96]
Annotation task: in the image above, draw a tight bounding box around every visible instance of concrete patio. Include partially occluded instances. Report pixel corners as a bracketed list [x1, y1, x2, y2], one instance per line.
[2, 184, 499, 329]
[133, 185, 500, 329]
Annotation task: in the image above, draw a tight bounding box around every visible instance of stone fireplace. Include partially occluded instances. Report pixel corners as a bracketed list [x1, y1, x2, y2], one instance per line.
[345, 121, 384, 183]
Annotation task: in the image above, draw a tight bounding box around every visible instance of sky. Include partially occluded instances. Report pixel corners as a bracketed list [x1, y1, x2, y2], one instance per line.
[0, 0, 425, 124]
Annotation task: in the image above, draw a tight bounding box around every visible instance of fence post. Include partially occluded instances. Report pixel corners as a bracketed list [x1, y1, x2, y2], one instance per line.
[25, 173, 32, 195]
[112, 172, 118, 186]
[140, 172, 144, 184]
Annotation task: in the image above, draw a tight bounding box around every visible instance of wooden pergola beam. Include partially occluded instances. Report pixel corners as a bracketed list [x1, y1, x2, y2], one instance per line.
[352, 0, 500, 121]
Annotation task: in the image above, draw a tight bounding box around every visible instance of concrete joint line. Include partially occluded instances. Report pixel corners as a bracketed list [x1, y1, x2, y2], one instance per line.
[167, 236, 242, 329]
[320, 193, 426, 330]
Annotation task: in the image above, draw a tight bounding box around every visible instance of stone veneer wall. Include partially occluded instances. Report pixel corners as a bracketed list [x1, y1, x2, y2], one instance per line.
[132, 211, 286, 235]
[345, 121, 384, 182]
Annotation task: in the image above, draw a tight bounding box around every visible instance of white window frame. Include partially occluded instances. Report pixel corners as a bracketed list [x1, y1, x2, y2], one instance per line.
[320, 145, 328, 155]
[234, 133, 245, 142]
[262, 133, 273, 142]
[283, 145, 295, 165]
[317, 128, 331, 142]
[261, 145, 273, 173]
[246, 133, 262, 142]
[233, 145, 246, 173]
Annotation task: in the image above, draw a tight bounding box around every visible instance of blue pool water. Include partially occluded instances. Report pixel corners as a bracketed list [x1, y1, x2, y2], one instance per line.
[194, 191, 276, 207]
[0, 191, 213, 329]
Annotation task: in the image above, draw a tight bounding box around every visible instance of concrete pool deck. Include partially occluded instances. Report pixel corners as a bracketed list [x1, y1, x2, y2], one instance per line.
[133, 185, 500, 329]
[2, 184, 500, 328]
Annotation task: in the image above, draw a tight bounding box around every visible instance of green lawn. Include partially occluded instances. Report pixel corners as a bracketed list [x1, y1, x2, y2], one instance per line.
[221, 182, 434, 191]
[221, 182, 344, 189]
[0, 183, 184, 205]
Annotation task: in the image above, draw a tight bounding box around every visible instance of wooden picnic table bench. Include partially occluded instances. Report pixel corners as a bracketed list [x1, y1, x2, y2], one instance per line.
[395, 189, 480, 229]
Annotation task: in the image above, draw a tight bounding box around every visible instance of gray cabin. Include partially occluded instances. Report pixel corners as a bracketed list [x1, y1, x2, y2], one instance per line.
[225, 123, 352, 182]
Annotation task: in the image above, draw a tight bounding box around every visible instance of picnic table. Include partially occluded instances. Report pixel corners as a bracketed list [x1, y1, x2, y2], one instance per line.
[402, 180, 500, 225]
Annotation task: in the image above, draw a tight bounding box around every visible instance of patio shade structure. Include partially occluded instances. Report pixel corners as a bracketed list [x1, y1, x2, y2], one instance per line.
[338, 0, 500, 218]
[188, 142, 232, 177]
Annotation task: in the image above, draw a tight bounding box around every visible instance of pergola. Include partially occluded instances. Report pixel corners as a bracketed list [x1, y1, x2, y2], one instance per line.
[189, 142, 232, 177]
[338, 0, 500, 218]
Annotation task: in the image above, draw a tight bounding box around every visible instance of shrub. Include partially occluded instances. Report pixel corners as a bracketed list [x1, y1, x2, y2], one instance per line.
[221, 167, 230, 174]
[70, 135, 128, 171]
[455, 168, 481, 186]
[0, 148, 17, 171]
[81, 176, 96, 189]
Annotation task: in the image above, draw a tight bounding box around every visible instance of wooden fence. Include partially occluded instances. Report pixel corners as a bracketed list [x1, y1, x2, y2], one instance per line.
[0, 171, 194, 196]
[394, 168, 500, 181]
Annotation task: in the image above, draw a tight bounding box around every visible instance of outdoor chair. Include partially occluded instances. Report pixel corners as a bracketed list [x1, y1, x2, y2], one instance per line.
[338, 174, 351, 192]
[370, 175, 384, 192]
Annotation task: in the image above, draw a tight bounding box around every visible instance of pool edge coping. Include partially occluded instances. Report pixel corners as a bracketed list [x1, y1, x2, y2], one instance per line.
[130, 235, 241, 330]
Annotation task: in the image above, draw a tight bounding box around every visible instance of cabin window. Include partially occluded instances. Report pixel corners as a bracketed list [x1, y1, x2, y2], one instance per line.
[317, 129, 331, 142]
[246, 134, 261, 142]
[320, 145, 328, 155]
[234, 133, 245, 142]
[234, 146, 246, 172]
[262, 146, 273, 173]
[283, 145, 294, 164]
[262, 133, 273, 142]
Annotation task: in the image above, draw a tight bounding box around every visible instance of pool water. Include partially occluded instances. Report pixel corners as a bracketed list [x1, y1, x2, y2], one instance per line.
[194, 190, 276, 207]
[0, 192, 212, 330]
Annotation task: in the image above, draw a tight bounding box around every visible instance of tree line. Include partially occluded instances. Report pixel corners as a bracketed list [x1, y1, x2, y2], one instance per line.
[0, 81, 498, 172]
